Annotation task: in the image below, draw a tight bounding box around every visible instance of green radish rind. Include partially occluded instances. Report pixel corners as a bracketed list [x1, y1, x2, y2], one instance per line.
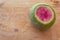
[30, 3, 56, 30]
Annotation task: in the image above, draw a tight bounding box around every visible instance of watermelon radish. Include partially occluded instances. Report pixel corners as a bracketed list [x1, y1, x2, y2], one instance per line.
[30, 3, 56, 30]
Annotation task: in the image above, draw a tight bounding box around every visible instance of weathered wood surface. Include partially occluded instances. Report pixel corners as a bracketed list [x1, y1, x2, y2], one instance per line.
[0, 0, 60, 40]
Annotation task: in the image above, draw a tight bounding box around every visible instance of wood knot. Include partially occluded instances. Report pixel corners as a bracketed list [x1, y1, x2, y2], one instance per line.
[14, 29, 19, 32]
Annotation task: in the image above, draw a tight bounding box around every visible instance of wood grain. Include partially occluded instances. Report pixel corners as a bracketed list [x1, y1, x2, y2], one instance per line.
[0, 0, 60, 40]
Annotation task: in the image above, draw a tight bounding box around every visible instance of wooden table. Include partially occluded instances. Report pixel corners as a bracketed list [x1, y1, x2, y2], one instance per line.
[0, 0, 60, 40]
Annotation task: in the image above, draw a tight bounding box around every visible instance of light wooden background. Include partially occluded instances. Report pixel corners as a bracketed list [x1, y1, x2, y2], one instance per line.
[0, 0, 60, 40]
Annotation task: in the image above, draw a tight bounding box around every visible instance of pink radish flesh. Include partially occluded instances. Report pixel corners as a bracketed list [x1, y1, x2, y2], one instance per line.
[36, 6, 52, 21]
